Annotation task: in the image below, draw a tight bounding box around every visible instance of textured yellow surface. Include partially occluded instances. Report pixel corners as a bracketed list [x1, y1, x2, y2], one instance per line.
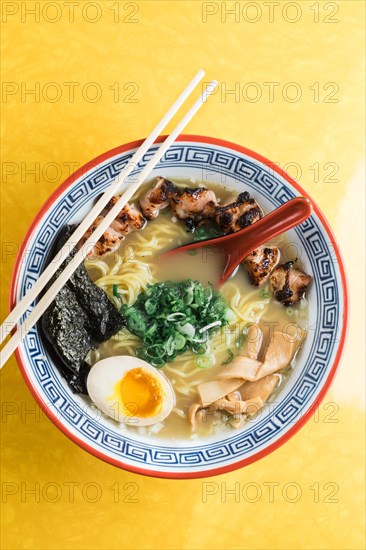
[1, 1, 365, 549]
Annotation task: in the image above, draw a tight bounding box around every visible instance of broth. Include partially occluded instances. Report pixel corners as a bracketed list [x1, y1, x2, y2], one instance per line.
[85, 180, 308, 440]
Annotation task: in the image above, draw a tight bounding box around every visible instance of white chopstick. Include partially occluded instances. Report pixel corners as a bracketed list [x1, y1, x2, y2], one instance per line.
[0, 70, 206, 348]
[0, 78, 218, 368]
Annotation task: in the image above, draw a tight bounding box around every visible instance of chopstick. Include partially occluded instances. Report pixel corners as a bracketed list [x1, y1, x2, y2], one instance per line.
[0, 76, 218, 368]
[0, 70, 206, 348]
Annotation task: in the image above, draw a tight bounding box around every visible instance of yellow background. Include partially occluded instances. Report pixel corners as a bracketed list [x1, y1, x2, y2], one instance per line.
[1, 1, 365, 549]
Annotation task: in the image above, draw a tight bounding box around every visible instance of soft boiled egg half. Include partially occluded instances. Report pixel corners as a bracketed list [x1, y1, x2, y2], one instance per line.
[87, 356, 175, 426]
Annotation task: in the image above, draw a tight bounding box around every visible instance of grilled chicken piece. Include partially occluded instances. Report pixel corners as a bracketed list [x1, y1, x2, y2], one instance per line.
[139, 176, 174, 220]
[216, 192, 277, 285]
[244, 245, 280, 286]
[79, 200, 146, 260]
[270, 261, 311, 306]
[104, 198, 146, 233]
[79, 216, 122, 259]
[216, 191, 263, 233]
[169, 187, 218, 231]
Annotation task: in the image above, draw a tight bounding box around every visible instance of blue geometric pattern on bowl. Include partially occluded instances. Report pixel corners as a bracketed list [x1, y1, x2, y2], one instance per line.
[16, 142, 341, 472]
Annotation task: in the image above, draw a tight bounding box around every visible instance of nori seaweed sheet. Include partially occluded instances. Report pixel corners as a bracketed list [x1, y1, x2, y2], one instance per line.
[68, 264, 124, 341]
[41, 225, 125, 394]
[42, 285, 96, 393]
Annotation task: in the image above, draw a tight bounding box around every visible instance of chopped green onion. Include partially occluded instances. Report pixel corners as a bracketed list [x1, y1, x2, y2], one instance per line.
[164, 335, 175, 356]
[124, 311, 147, 335]
[190, 336, 208, 344]
[173, 333, 186, 350]
[221, 349, 234, 365]
[203, 287, 213, 302]
[199, 320, 222, 333]
[145, 343, 165, 358]
[260, 287, 270, 299]
[196, 354, 214, 369]
[193, 227, 207, 241]
[193, 225, 223, 242]
[183, 285, 194, 305]
[178, 322, 196, 339]
[145, 299, 157, 315]
[224, 308, 236, 323]
[166, 312, 186, 321]
[191, 342, 207, 355]
[236, 333, 246, 349]
[123, 279, 232, 368]
[213, 302, 227, 316]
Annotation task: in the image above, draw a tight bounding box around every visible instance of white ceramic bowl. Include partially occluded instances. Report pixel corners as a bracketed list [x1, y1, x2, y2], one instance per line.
[10, 136, 348, 478]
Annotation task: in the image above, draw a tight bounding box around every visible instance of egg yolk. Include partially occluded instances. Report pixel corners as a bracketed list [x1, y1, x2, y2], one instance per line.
[118, 368, 165, 418]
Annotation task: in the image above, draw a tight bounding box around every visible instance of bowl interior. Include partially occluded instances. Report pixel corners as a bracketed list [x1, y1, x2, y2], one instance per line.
[12, 137, 346, 477]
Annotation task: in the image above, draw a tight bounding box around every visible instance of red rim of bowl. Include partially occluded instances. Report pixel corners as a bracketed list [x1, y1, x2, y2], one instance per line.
[9, 135, 349, 479]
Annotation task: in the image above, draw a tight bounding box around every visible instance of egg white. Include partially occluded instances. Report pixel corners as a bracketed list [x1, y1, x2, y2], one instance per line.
[86, 356, 175, 426]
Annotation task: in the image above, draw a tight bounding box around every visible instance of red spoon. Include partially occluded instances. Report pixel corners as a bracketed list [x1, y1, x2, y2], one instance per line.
[162, 196, 312, 287]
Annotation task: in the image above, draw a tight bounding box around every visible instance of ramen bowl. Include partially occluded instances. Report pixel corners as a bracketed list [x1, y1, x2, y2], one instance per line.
[10, 135, 348, 478]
